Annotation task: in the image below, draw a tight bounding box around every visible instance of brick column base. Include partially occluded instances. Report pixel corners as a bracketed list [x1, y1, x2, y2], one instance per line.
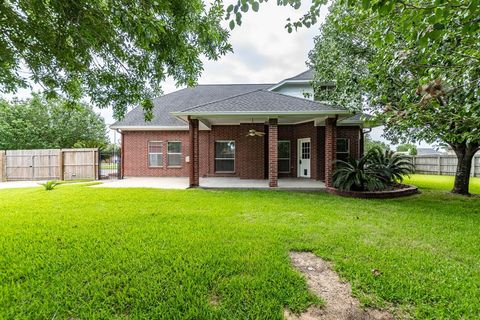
[268, 118, 278, 187]
[189, 117, 200, 187]
[325, 117, 337, 187]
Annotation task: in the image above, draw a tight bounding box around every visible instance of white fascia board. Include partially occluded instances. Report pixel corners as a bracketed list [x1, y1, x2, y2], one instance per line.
[267, 80, 311, 91]
[170, 110, 352, 118]
[109, 125, 189, 131]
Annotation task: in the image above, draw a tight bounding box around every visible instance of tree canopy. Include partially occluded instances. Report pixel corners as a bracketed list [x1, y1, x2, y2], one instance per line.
[397, 144, 417, 156]
[0, 0, 231, 120]
[0, 95, 108, 150]
[364, 135, 390, 154]
[307, 1, 479, 194]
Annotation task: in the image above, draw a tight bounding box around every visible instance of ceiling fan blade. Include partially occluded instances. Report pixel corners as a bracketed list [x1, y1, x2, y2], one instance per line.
[255, 132, 266, 136]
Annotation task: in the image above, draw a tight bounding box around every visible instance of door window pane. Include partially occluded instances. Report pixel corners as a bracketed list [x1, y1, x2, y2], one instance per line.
[302, 142, 310, 159]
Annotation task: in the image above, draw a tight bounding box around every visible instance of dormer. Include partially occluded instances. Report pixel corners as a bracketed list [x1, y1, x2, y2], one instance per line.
[268, 69, 315, 100]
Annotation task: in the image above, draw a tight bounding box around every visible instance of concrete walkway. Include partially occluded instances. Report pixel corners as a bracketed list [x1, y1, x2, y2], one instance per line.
[0, 181, 45, 189]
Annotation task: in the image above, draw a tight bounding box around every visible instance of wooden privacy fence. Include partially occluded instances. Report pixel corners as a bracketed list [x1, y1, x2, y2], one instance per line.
[411, 155, 480, 177]
[0, 148, 99, 181]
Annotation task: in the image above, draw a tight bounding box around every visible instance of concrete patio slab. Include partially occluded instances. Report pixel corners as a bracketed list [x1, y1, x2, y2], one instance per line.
[91, 177, 326, 190]
[200, 177, 325, 190]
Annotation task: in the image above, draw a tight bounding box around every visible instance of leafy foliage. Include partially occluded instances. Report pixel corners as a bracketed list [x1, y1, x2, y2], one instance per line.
[333, 147, 414, 191]
[368, 148, 415, 185]
[397, 144, 417, 156]
[73, 140, 107, 149]
[0, 95, 108, 150]
[40, 180, 59, 191]
[332, 154, 386, 191]
[0, 0, 231, 119]
[364, 134, 390, 154]
[308, 1, 479, 194]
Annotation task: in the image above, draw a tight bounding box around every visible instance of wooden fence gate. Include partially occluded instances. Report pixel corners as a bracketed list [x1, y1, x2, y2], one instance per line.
[0, 148, 99, 181]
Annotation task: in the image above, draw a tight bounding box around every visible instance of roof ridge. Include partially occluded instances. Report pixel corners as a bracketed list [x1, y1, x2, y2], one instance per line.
[261, 89, 347, 111]
[179, 89, 265, 113]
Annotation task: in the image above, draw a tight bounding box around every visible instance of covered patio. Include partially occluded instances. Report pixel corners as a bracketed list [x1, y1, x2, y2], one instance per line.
[94, 177, 325, 190]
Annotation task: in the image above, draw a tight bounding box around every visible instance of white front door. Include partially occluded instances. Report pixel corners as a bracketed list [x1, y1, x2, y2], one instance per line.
[297, 138, 311, 178]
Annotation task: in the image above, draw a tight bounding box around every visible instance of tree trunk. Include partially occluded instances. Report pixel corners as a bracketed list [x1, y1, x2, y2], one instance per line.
[451, 143, 477, 195]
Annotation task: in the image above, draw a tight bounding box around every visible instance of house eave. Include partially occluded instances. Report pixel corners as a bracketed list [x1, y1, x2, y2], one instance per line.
[171, 110, 351, 118]
[109, 125, 189, 131]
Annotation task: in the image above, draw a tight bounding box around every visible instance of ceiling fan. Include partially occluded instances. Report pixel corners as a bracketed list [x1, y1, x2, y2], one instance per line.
[246, 129, 266, 137]
[246, 119, 266, 137]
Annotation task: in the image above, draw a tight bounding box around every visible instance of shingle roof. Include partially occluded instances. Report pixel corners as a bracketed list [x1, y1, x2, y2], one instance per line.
[112, 84, 272, 127]
[283, 69, 314, 81]
[176, 89, 347, 114]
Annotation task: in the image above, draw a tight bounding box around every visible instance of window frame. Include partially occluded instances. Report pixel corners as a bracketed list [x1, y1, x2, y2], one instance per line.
[278, 140, 291, 173]
[148, 141, 164, 168]
[214, 140, 236, 173]
[167, 141, 182, 168]
[336, 138, 350, 159]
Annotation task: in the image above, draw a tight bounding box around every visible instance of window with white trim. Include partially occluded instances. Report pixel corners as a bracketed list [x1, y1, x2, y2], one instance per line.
[215, 141, 235, 172]
[278, 140, 291, 173]
[148, 141, 163, 167]
[167, 141, 182, 167]
[336, 138, 350, 161]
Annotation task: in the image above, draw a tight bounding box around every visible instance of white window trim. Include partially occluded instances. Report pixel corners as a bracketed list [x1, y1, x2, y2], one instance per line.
[148, 141, 163, 168]
[278, 140, 291, 173]
[167, 141, 182, 168]
[215, 140, 235, 173]
[336, 138, 350, 155]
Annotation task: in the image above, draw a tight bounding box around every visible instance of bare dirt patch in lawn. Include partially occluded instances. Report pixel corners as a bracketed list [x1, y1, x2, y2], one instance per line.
[285, 252, 393, 320]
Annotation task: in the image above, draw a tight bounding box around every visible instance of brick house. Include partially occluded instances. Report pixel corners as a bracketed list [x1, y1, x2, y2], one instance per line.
[111, 70, 368, 188]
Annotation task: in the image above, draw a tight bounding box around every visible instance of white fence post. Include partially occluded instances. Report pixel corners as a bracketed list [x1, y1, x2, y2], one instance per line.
[437, 156, 441, 175]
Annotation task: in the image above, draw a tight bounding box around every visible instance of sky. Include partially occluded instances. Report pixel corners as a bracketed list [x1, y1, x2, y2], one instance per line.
[7, 0, 429, 148]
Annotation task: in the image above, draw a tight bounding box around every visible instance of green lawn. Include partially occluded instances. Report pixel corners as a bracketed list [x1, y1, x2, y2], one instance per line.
[1, 175, 479, 319]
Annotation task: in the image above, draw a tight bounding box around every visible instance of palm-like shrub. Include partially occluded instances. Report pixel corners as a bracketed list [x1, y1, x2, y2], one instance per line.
[40, 180, 59, 191]
[332, 156, 387, 191]
[368, 147, 415, 185]
[332, 147, 415, 191]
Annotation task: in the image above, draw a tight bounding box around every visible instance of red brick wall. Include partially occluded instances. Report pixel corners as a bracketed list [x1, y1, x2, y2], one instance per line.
[337, 126, 362, 159]
[201, 124, 265, 179]
[123, 131, 190, 177]
[121, 124, 362, 181]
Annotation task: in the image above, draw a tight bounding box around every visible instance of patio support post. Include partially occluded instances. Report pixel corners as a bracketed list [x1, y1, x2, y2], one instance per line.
[189, 117, 200, 187]
[268, 118, 278, 187]
[325, 117, 337, 188]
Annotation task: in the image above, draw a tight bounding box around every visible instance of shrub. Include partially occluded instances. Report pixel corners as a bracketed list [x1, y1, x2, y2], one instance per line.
[41, 180, 60, 191]
[368, 148, 415, 186]
[332, 147, 414, 191]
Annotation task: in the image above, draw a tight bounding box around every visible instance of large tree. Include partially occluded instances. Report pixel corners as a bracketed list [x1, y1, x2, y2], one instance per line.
[307, 1, 480, 195]
[0, 95, 108, 149]
[0, 0, 230, 120]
